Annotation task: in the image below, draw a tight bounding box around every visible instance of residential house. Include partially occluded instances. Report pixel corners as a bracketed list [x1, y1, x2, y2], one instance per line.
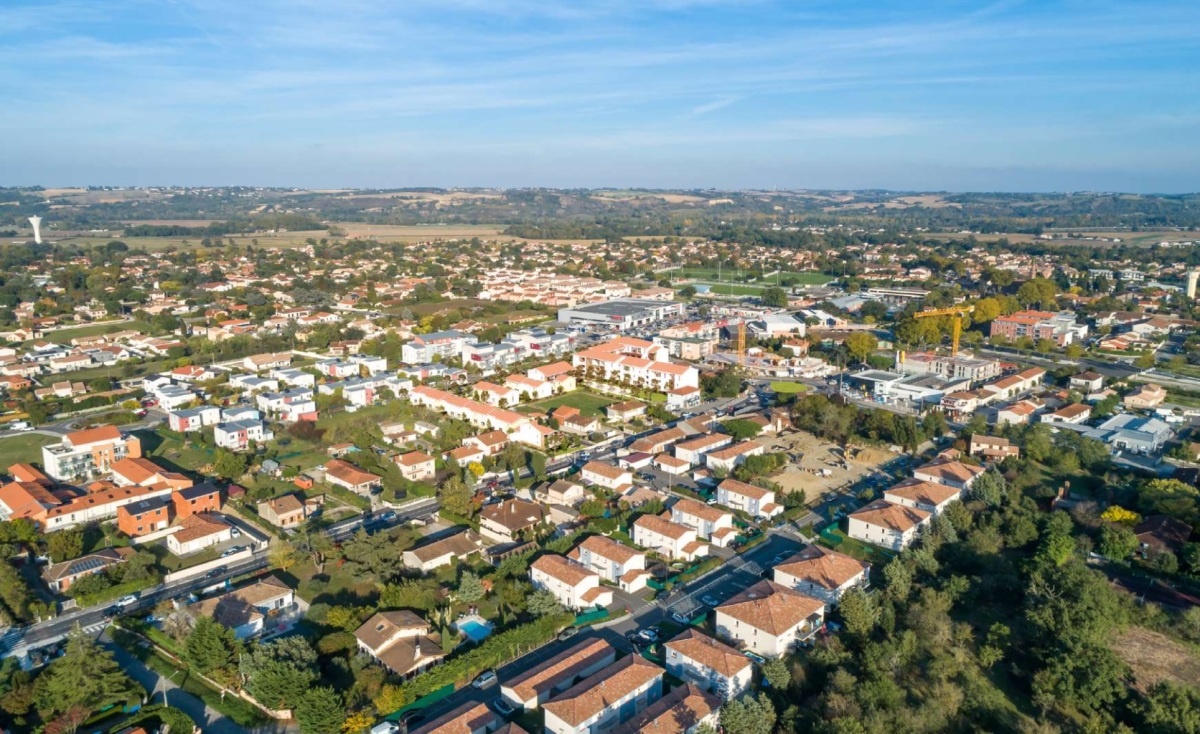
[116, 498, 171, 537]
[569, 535, 650, 592]
[323, 460, 381, 495]
[168, 406, 221, 433]
[1041, 403, 1092, 425]
[674, 434, 733, 466]
[409, 701, 499, 734]
[354, 610, 446, 678]
[257, 494, 306, 527]
[612, 684, 719, 734]
[214, 420, 273, 451]
[42, 484, 174, 532]
[847, 499, 931, 551]
[773, 545, 870, 606]
[501, 638, 617, 711]
[537, 479, 586, 507]
[403, 530, 485, 573]
[713, 579, 826, 656]
[579, 461, 632, 491]
[542, 655, 665, 734]
[632, 515, 708, 561]
[704, 441, 764, 473]
[1070, 371, 1104, 393]
[167, 513, 233, 555]
[480, 498, 547, 543]
[42, 547, 135, 593]
[395, 451, 436, 482]
[606, 401, 647, 423]
[171, 482, 221, 519]
[716, 478, 783, 519]
[968, 435, 1020, 461]
[664, 628, 753, 701]
[912, 456, 985, 490]
[1134, 515, 1193, 555]
[529, 553, 614, 610]
[670, 498, 735, 547]
[883, 478, 964, 516]
[1125, 384, 1167, 410]
[192, 576, 296, 639]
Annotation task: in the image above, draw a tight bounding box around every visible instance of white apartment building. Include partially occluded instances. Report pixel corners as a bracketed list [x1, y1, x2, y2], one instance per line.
[569, 535, 650, 592]
[664, 628, 753, 701]
[632, 514, 708, 561]
[42, 425, 141, 482]
[847, 499, 931, 551]
[542, 656, 664, 734]
[529, 553, 614, 610]
[572, 336, 699, 392]
[714, 579, 826, 656]
[773, 545, 870, 606]
[716, 478, 783, 519]
[579, 461, 632, 490]
[670, 498, 735, 546]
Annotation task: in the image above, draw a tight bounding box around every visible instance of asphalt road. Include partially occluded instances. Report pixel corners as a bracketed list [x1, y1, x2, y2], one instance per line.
[0, 497, 439, 662]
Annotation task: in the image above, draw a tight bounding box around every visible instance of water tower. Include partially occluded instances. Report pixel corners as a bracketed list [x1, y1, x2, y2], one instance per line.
[27, 216, 42, 244]
[1188, 269, 1199, 300]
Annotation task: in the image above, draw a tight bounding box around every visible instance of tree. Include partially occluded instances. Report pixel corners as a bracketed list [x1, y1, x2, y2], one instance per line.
[439, 475, 473, 518]
[722, 419, 763, 441]
[720, 692, 776, 734]
[184, 616, 239, 676]
[1098, 525, 1137, 560]
[342, 710, 376, 734]
[268, 539, 302, 573]
[33, 627, 137, 722]
[838, 587, 878, 636]
[295, 686, 345, 734]
[679, 285, 697, 298]
[213, 448, 247, 479]
[972, 297, 1002, 323]
[46, 528, 83, 563]
[762, 656, 791, 691]
[1137, 680, 1200, 733]
[845, 331, 878, 364]
[457, 571, 486, 604]
[1138, 478, 1200, 525]
[761, 287, 788, 308]
[526, 589, 564, 617]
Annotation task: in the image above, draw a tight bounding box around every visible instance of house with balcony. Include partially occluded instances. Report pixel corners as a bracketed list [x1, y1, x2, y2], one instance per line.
[353, 610, 446, 678]
[773, 545, 870, 606]
[670, 498, 735, 547]
[632, 514, 708, 561]
[847, 499, 931, 551]
[716, 478, 783, 519]
[713, 579, 826, 656]
[664, 628, 752, 701]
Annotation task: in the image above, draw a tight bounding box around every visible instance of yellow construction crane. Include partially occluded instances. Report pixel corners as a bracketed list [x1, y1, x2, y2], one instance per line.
[913, 305, 974, 356]
[736, 319, 746, 367]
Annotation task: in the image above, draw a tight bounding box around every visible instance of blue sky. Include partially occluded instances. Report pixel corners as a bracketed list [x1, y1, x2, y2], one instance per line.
[0, 0, 1197, 192]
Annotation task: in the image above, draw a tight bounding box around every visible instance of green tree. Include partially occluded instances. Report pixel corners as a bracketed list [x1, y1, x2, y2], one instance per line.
[457, 571, 486, 603]
[1098, 525, 1137, 560]
[761, 287, 788, 308]
[439, 475, 474, 518]
[845, 331, 878, 364]
[527, 589, 564, 617]
[721, 419, 763, 441]
[838, 587, 878, 635]
[46, 528, 83, 563]
[720, 692, 776, 734]
[295, 686, 345, 734]
[33, 627, 137, 722]
[679, 285, 697, 298]
[1137, 680, 1200, 733]
[761, 656, 791, 691]
[185, 616, 240, 676]
[213, 448, 247, 479]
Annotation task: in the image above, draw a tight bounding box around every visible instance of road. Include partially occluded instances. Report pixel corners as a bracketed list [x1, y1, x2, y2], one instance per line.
[0, 497, 439, 662]
[409, 531, 805, 725]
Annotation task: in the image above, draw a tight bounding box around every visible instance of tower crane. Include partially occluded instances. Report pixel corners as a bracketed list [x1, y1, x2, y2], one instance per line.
[912, 305, 974, 357]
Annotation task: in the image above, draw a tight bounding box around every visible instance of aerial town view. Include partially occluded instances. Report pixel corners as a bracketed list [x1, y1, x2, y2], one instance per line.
[1, 2, 1199, 734]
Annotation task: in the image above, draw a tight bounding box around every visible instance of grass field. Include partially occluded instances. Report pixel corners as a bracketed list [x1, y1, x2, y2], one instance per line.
[518, 390, 615, 417]
[38, 320, 139, 344]
[692, 283, 767, 296]
[770, 381, 809, 394]
[0, 433, 56, 468]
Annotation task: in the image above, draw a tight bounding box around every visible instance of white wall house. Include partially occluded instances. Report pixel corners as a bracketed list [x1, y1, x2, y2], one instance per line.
[529, 553, 614, 610]
[542, 656, 665, 734]
[773, 545, 870, 606]
[846, 499, 931, 551]
[632, 515, 708, 561]
[569, 535, 650, 592]
[664, 628, 753, 701]
[716, 478, 783, 519]
[713, 579, 826, 656]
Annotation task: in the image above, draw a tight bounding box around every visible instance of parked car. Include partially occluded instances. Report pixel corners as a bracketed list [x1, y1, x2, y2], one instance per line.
[370, 723, 399, 734]
[557, 626, 579, 641]
[397, 710, 424, 729]
[205, 566, 227, 579]
[670, 611, 691, 625]
[221, 546, 243, 558]
[230, 526, 241, 538]
[491, 697, 516, 717]
[637, 628, 659, 644]
[471, 670, 498, 689]
[378, 510, 397, 523]
[700, 594, 720, 607]
[114, 594, 138, 607]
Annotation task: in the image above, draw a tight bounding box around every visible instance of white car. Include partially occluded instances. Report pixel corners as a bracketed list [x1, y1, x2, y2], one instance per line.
[115, 595, 138, 607]
[471, 670, 498, 689]
[369, 723, 399, 734]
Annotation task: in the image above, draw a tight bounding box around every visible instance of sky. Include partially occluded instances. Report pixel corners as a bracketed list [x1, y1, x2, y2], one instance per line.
[0, 0, 1197, 192]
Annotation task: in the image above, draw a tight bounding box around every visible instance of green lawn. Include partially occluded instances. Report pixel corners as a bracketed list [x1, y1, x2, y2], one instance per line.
[0, 433, 57, 468]
[777, 271, 834, 285]
[691, 282, 766, 296]
[35, 320, 148, 345]
[817, 526, 896, 565]
[519, 391, 615, 417]
[770, 381, 809, 394]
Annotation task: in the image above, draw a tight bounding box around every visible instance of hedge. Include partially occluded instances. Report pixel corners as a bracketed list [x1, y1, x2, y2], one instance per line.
[374, 612, 573, 713]
[109, 704, 195, 734]
[72, 574, 160, 608]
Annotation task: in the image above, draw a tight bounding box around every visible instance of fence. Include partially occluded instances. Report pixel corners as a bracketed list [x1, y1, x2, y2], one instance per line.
[574, 607, 609, 626]
[383, 684, 455, 722]
[163, 548, 254, 583]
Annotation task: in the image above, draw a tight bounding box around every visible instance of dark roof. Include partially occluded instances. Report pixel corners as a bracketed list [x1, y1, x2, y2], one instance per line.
[175, 482, 221, 501]
[1134, 515, 1193, 551]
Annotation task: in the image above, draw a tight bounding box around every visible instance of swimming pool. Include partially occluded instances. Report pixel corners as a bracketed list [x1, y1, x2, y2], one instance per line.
[457, 617, 494, 643]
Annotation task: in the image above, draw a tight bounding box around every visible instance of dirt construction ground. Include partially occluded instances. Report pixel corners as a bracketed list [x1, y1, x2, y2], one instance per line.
[758, 430, 899, 500]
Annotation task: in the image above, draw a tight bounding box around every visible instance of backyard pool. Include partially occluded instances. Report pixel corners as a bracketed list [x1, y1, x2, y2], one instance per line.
[457, 616, 494, 643]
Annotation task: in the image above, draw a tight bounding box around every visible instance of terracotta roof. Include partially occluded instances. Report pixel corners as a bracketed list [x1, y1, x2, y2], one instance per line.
[46, 485, 167, 520]
[171, 512, 230, 544]
[111, 457, 168, 485]
[480, 497, 546, 531]
[42, 546, 134, 582]
[504, 638, 617, 704]
[531, 553, 597, 587]
[775, 545, 869, 591]
[542, 655, 664, 727]
[634, 513, 692, 540]
[914, 457, 985, 484]
[671, 498, 729, 524]
[582, 461, 628, 480]
[323, 459, 381, 487]
[612, 683, 719, 734]
[407, 530, 483, 563]
[411, 701, 495, 734]
[849, 499, 930, 532]
[718, 478, 771, 501]
[573, 534, 643, 565]
[354, 610, 429, 652]
[883, 478, 962, 507]
[64, 425, 122, 447]
[664, 628, 751, 679]
[190, 576, 292, 629]
[260, 494, 305, 516]
[716, 579, 824, 635]
[397, 451, 435, 467]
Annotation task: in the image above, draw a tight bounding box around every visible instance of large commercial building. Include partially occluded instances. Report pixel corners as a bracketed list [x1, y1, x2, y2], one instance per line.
[557, 299, 684, 329]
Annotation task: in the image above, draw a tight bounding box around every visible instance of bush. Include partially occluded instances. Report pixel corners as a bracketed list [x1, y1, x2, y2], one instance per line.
[317, 631, 358, 655]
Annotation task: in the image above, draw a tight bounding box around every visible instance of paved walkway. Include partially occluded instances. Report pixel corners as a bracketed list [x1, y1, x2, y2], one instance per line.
[100, 630, 298, 734]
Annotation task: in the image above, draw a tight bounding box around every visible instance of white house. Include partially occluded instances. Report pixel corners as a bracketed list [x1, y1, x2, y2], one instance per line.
[190, 576, 296, 640]
[166, 513, 233, 555]
[847, 499, 931, 551]
[670, 498, 735, 546]
[569, 535, 650, 592]
[912, 456, 985, 490]
[167, 406, 221, 433]
[501, 638, 617, 712]
[579, 461, 633, 491]
[674, 434, 733, 466]
[529, 553, 613, 610]
[773, 545, 870, 606]
[402, 530, 485, 573]
[395, 451, 436, 482]
[713, 579, 826, 656]
[542, 656, 664, 734]
[883, 478, 963, 516]
[716, 478, 783, 519]
[664, 628, 753, 701]
[632, 514, 708, 561]
[214, 420, 273, 451]
[703, 441, 764, 473]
